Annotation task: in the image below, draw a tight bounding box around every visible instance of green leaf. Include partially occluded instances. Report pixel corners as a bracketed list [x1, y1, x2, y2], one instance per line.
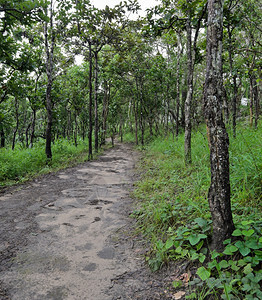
[238, 259, 247, 267]
[165, 239, 174, 250]
[189, 234, 201, 246]
[196, 266, 211, 281]
[241, 220, 253, 226]
[196, 240, 204, 251]
[172, 280, 183, 288]
[232, 229, 242, 236]
[188, 234, 207, 246]
[245, 240, 260, 250]
[223, 245, 238, 255]
[239, 246, 251, 257]
[211, 251, 220, 259]
[194, 217, 207, 227]
[243, 263, 253, 275]
[242, 229, 255, 237]
[191, 252, 199, 260]
[219, 260, 229, 269]
[199, 254, 206, 263]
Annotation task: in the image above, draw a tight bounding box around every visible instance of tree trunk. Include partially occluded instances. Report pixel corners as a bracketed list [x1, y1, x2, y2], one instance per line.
[30, 108, 36, 148]
[88, 41, 93, 160]
[184, 15, 193, 164]
[0, 127, 5, 148]
[94, 51, 99, 152]
[204, 0, 234, 251]
[74, 112, 78, 147]
[44, 1, 55, 160]
[176, 32, 182, 137]
[101, 82, 109, 145]
[251, 75, 259, 129]
[227, 26, 237, 137]
[133, 99, 138, 146]
[12, 98, 19, 150]
[25, 122, 31, 148]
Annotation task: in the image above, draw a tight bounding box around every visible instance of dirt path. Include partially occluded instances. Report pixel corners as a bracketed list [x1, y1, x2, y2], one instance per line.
[0, 143, 173, 300]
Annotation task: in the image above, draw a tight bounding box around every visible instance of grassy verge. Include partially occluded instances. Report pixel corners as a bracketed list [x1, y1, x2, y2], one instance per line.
[128, 122, 262, 299]
[0, 138, 108, 188]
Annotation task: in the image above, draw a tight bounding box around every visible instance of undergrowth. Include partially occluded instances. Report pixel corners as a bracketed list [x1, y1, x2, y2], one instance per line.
[130, 122, 262, 299]
[0, 138, 104, 187]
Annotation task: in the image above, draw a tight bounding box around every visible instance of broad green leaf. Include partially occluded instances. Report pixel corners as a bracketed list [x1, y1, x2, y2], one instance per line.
[188, 234, 201, 246]
[239, 246, 251, 257]
[242, 229, 254, 237]
[219, 260, 229, 269]
[196, 266, 211, 281]
[232, 229, 242, 236]
[245, 240, 260, 250]
[237, 259, 247, 267]
[243, 263, 253, 275]
[194, 217, 207, 227]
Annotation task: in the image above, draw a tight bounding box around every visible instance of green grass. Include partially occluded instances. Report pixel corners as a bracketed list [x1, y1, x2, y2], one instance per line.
[0, 138, 105, 187]
[127, 122, 262, 299]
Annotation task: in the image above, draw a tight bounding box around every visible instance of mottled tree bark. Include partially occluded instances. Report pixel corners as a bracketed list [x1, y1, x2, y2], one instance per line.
[204, 0, 235, 251]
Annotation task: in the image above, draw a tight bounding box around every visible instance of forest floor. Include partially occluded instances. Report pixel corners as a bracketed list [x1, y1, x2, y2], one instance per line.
[0, 142, 177, 300]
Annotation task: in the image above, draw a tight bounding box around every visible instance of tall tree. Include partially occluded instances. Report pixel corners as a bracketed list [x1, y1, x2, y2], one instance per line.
[44, 0, 55, 160]
[204, 0, 234, 251]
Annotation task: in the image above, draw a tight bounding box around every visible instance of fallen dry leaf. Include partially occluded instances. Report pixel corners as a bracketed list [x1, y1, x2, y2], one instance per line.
[173, 291, 186, 299]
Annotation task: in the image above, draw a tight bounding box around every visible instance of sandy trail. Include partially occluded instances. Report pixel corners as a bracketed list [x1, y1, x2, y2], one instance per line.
[0, 143, 146, 300]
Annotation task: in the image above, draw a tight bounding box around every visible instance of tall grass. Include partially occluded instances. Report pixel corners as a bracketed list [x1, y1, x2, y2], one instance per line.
[130, 121, 262, 237]
[0, 138, 92, 187]
[128, 121, 262, 298]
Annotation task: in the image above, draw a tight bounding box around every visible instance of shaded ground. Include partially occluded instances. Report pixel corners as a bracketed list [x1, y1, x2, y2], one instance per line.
[0, 143, 177, 300]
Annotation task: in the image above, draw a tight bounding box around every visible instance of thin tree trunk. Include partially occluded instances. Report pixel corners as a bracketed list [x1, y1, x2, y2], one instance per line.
[204, 0, 234, 251]
[176, 32, 182, 137]
[184, 15, 193, 164]
[249, 76, 254, 127]
[251, 76, 259, 128]
[133, 99, 138, 146]
[44, 0, 55, 160]
[67, 110, 71, 140]
[0, 127, 5, 148]
[12, 98, 19, 150]
[74, 112, 78, 147]
[94, 51, 99, 152]
[30, 108, 36, 148]
[88, 41, 93, 160]
[25, 122, 31, 148]
[101, 82, 109, 145]
[227, 26, 237, 137]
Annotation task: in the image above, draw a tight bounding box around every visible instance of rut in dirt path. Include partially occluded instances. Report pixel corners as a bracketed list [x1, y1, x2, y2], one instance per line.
[0, 143, 150, 300]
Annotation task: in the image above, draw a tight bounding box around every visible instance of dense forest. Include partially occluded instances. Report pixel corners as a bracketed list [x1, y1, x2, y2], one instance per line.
[0, 0, 261, 298]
